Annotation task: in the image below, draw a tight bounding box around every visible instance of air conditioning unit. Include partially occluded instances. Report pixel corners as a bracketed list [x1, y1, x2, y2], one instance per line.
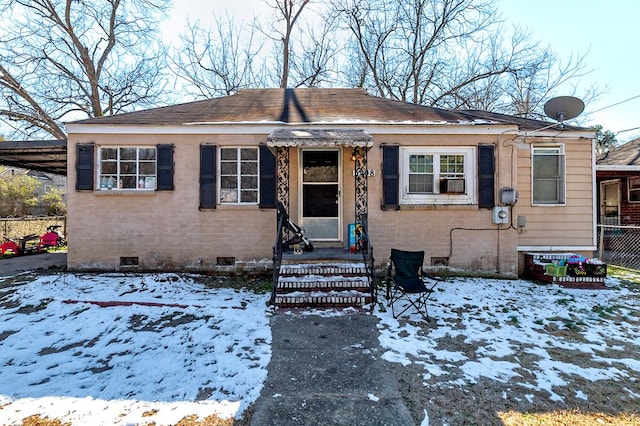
[440, 178, 465, 194]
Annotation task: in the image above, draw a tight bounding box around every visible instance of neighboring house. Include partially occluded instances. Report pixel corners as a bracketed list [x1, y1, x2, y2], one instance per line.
[0, 166, 67, 216]
[596, 138, 640, 225]
[65, 88, 596, 277]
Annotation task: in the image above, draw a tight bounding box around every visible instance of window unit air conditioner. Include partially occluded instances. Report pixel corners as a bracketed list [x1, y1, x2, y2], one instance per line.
[440, 178, 465, 194]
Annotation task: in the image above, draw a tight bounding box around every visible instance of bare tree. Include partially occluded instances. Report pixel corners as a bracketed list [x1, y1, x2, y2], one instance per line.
[0, 0, 170, 139]
[171, 15, 267, 98]
[335, 0, 601, 117]
[269, 0, 311, 88]
[287, 10, 342, 87]
[503, 47, 600, 120]
[172, 0, 340, 96]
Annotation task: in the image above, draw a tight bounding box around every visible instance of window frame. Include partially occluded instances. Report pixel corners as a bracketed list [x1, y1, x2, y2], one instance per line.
[218, 146, 260, 205]
[629, 176, 640, 203]
[531, 145, 566, 206]
[400, 147, 476, 205]
[97, 146, 158, 191]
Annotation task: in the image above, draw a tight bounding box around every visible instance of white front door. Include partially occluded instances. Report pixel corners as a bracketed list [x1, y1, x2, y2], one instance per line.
[300, 149, 341, 241]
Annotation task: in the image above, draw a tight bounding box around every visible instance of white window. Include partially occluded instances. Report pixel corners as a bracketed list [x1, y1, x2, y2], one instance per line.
[629, 177, 640, 203]
[401, 147, 476, 205]
[219, 147, 259, 204]
[98, 147, 157, 190]
[532, 145, 565, 205]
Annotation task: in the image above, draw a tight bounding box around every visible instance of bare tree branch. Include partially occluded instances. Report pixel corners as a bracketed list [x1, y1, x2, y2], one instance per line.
[334, 0, 603, 117]
[0, 0, 170, 139]
[171, 15, 266, 98]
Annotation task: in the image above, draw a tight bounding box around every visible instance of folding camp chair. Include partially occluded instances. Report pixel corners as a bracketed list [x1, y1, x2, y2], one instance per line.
[385, 248, 440, 321]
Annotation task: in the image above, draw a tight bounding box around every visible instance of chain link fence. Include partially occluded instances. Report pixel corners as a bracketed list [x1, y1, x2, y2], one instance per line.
[1, 216, 67, 240]
[597, 225, 640, 271]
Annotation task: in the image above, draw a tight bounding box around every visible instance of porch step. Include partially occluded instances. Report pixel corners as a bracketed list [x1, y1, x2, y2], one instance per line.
[278, 275, 370, 292]
[274, 261, 374, 309]
[279, 263, 369, 276]
[274, 291, 372, 308]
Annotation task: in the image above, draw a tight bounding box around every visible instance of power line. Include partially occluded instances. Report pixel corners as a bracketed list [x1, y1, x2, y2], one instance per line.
[579, 94, 640, 136]
[582, 93, 640, 118]
[615, 126, 640, 135]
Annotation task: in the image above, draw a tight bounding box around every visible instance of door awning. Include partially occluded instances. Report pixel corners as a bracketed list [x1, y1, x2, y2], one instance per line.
[266, 128, 373, 147]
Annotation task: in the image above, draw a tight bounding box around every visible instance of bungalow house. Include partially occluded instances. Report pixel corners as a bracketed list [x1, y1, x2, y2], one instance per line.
[65, 88, 597, 278]
[596, 138, 640, 225]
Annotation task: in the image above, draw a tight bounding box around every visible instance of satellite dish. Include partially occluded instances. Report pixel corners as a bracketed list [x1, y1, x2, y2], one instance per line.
[544, 96, 585, 123]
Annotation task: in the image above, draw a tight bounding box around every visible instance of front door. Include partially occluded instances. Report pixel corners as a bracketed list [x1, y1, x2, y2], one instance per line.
[300, 149, 341, 241]
[600, 180, 620, 225]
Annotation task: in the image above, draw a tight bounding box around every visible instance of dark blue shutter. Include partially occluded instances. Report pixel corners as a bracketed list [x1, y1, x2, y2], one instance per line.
[259, 144, 277, 208]
[478, 144, 495, 209]
[382, 145, 399, 210]
[200, 144, 217, 209]
[76, 143, 94, 190]
[156, 144, 174, 190]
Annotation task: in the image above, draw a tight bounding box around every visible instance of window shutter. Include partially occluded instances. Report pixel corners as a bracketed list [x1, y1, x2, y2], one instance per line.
[76, 143, 95, 190]
[478, 144, 495, 209]
[382, 145, 400, 210]
[259, 144, 277, 209]
[156, 144, 174, 190]
[200, 144, 217, 209]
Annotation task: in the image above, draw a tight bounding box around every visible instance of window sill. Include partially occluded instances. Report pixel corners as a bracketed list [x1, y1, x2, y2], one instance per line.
[94, 189, 157, 196]
[398, 204, 478, 211]
[216, 204, 260, 210]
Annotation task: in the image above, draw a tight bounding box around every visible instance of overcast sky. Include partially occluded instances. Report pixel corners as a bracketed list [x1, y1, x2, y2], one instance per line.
[163, 0, 640, 142]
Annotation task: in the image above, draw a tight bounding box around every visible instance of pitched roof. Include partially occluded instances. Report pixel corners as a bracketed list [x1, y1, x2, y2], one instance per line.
[70, 88, 569, 132]
[597, 138, 640, 166]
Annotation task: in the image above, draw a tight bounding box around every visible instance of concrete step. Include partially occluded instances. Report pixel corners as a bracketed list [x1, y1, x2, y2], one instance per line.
[279, 262, 368, 276]
[274, 290, 373, 308]
[274, 261, 374, 309]
[277, 275, 370, 292]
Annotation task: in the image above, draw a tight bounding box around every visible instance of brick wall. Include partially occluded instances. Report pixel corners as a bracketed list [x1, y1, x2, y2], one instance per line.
[597, 171, 640, 225]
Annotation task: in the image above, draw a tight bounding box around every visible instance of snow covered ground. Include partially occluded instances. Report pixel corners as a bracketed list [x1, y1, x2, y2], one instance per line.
[375, 276, 640, 404]
[0, 271, 638, 425]
[0, 273, 272, 425]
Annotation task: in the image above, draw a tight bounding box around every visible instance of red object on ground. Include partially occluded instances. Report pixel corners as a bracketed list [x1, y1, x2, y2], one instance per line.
[63, 299, 195, 309]
[1, 240, 20, 255]
[38, 231, 60, 250]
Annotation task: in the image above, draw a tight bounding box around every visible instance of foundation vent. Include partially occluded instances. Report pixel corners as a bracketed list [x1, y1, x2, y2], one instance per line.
[431, 257, 449, 266]
[217, 257, 235, 266]
[120, 257, 139, 266]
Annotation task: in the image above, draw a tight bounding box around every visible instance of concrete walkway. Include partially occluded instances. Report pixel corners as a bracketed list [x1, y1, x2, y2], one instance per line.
[0, 251, 66, 278]
[250, 313, 415, 426]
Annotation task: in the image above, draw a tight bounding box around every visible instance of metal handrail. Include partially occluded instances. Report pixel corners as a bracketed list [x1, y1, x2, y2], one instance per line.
[270, 207, 286, 305]
[355, 217, 376, 304]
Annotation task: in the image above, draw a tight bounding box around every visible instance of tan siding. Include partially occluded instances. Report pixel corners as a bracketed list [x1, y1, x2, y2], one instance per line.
[516, 139, 595, 249]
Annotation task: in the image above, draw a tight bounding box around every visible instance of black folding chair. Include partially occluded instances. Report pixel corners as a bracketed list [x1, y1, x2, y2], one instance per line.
[385, 249, 440, 321]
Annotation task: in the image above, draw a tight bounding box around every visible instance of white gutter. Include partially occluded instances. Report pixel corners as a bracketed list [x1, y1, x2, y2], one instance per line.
[595, 165, 640, 171]
[518, 246, 597, 252]
[591, 137, 598, 248]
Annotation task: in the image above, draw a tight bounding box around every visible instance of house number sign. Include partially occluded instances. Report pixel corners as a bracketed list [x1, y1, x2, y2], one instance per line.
[353, 169, 376, 177]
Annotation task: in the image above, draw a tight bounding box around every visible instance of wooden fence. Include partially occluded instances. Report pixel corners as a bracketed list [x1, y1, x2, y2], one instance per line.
[1, 216, 67, 240]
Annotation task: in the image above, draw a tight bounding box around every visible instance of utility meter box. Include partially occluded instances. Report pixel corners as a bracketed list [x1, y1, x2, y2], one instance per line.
[500, 187, 518, 205]
[493, 206, 509, 224]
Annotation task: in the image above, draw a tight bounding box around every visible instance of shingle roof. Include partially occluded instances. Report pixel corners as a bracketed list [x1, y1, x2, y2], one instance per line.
[70, 88, 575, 132]
[597, 138, 640, 166]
